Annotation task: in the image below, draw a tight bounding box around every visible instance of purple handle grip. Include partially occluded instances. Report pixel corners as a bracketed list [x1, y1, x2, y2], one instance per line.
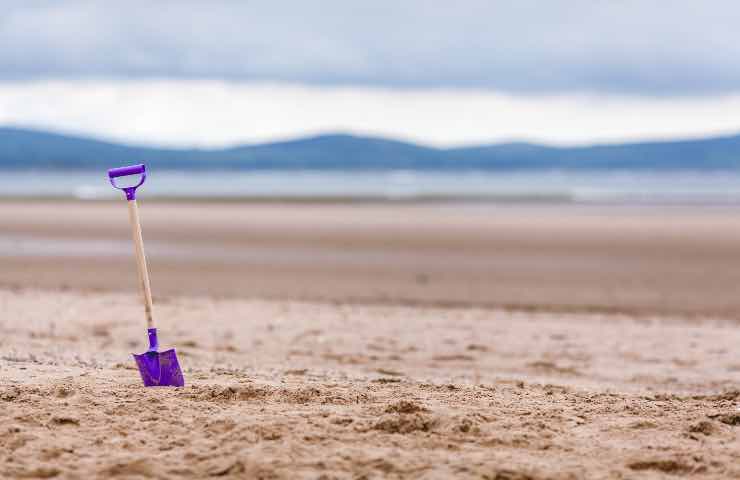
[109, 164, 145, 178]
[108, 163, 147, 201]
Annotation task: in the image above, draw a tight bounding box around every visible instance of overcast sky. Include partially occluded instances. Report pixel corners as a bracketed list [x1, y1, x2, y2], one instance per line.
[1, 1, 739, 147]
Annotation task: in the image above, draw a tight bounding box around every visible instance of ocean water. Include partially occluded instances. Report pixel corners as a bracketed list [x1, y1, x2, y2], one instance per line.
[2, 169, 740, 204]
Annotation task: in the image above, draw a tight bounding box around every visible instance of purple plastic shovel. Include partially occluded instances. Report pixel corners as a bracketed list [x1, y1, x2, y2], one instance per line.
[108, 164, 185, 387]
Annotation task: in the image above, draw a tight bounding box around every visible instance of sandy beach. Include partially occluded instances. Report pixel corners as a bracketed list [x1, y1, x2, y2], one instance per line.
[4, 201, 740, 316]
[2, 201, 740, 479]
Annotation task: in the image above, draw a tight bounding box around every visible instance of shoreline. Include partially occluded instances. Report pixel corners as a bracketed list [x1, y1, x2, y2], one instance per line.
[6, 196, 740, 206]
[0, 194, 578, 204]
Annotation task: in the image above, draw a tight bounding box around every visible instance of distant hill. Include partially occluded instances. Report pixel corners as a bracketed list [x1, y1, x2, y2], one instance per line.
[2, 127, 740, 170]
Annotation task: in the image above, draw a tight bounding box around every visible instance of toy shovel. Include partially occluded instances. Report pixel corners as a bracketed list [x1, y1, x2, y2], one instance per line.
[108, 164, 185, 387]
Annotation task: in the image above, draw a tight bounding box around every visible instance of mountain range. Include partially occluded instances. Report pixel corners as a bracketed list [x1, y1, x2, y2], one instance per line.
[2, 126, 740, 170]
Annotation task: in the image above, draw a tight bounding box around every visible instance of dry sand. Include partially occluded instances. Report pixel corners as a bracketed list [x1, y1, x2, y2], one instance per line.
[1, 201, 740, 478]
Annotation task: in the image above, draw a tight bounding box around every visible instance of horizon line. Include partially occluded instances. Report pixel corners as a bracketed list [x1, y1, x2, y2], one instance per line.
[3, 123, 740, 153]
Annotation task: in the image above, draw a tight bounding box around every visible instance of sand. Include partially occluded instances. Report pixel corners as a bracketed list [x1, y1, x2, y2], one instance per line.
[1, 201, 740, 478]
[4, 201, 740, 317]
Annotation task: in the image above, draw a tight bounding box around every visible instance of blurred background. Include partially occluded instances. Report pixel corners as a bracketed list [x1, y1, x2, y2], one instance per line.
[2, 0, 740, 317]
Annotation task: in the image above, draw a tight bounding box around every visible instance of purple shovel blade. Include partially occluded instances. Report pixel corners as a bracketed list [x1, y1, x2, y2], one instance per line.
[133, 328, 185, 387]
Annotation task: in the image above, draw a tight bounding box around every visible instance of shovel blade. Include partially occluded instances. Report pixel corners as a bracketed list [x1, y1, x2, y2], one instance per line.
[133, 349, 185, 387]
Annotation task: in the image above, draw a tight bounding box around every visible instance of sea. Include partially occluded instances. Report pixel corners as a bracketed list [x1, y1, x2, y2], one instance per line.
[2, 169, 740, 204]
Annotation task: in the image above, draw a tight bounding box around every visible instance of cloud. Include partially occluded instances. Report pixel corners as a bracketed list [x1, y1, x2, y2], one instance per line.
[2, 79, 740, 148]
[1, 1, 740, 95]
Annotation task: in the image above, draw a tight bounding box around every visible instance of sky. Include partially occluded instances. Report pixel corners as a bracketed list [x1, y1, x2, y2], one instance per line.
[1, 0, 739, 147]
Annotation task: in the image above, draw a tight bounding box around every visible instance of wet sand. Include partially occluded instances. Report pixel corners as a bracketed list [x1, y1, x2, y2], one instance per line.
[1, 201, 740, 478]
[3, 201, 740, 316]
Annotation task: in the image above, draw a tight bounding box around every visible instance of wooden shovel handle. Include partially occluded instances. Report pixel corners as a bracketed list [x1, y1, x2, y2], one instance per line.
[127, 200, 154, 329]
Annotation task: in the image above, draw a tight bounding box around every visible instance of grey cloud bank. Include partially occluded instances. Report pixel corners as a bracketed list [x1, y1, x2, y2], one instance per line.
[1, 0, 739, 95]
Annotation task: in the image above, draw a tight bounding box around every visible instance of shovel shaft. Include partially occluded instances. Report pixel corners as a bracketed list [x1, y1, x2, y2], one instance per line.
[127, 200, 154, 329]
